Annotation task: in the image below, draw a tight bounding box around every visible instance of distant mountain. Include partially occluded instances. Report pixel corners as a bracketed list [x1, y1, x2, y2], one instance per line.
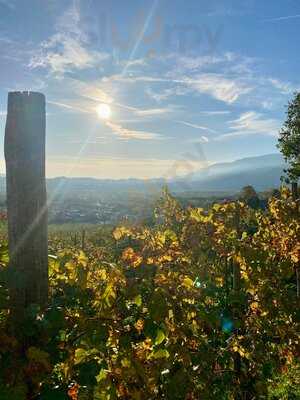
[0, 153, 286, 197]
[171, 153, 286, 192]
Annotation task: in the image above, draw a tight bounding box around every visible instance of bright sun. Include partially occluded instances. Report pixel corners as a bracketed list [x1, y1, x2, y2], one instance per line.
[96, 103, 111, 120]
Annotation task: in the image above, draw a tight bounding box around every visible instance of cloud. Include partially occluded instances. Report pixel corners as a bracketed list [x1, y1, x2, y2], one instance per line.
[268, 78, 298, 95]
[119, 53, 256, 105]
[120, 58, 147, 68]
[216, 111, 280, 140]
[67, 78, 114, 104]
[105, 120, 165, 140]
[29, 2, 109, 75]
[171, 54, 231, 71]
[190, 136, 209, 143]
[29, 36, 108, 74]
[53, 77, 176, 121]
[117, 73, 252, 105]
[145, 86, 189, 102]
[199, 110, 231, 116]
[176, 120, 216, 134]
[140, 52, 296, 109]
[184, 74, 253, 104]
[264, 14, 300, 22]
[46, 76, 177, 121]
[135, 107, 174, 117]
[116, 102, 178, 117]
[102, 74, 168, 84]
[47, 100, 92, 114]
[45, 76, 115, 116]
[67, 137, 108, 145]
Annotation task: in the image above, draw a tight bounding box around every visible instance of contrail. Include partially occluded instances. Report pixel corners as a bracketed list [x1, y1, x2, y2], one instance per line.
[264, 14, 300, 22]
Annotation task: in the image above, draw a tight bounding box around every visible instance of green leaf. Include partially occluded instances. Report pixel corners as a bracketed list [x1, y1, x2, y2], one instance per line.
[96, 368, 108, 383]
[155, 329, 166, 345]
[133, 294, 142, 307]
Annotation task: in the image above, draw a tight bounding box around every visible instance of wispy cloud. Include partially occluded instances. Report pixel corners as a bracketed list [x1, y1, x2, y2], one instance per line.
[184, 74, 253, 104]
[105, 120, 165, 141]
[171, 53, 232, 71]
[116, 102, 178, 117]
[126, 73, 252, 105]
[176, 120, 216, 134]
[47, 77, 177, 121]
[67, 78, 113, 104]
[145, 86, 188, 103]
[190, 136, 210, 143]
[47, 100, 92, 114]
[29, 2, 109, 75]
[216, 111, 280, 140]
[268, 78, 298, 95]
[141, 52, 296, 109]
[135, 107, 174, 117]
[199, 110, 231, 116]
[120, 53, 256, 105]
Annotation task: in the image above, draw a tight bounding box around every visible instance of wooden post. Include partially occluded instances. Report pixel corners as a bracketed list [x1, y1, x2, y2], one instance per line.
[4, 91, 48, 324]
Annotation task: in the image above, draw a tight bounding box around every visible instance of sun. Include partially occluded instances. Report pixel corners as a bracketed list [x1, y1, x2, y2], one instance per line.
[96, 103, 111, 120]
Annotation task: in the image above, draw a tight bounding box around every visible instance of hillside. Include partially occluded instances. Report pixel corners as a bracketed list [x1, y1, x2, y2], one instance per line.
[172, 153, 285, 192]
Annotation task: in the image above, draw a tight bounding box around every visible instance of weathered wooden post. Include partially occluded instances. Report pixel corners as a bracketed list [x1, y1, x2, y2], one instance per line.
[4, 91, 48, 324]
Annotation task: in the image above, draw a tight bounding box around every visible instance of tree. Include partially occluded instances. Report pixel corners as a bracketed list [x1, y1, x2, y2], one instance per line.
[239, 185, 260, 209]
[278, 92, 300, 199]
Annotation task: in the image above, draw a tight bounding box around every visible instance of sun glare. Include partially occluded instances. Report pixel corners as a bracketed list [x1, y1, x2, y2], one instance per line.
[96, 103, 111, 120]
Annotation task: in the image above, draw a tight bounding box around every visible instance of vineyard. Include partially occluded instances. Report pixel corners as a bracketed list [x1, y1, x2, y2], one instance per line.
[0, 188, 299, 399]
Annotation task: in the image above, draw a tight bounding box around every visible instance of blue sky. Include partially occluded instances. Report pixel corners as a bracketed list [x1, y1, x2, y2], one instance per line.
[0, 0, 300, 179]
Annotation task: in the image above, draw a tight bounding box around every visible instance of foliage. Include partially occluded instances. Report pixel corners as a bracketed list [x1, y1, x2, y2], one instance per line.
[0, 190, 299, 399]
[278, 91, 300, 183]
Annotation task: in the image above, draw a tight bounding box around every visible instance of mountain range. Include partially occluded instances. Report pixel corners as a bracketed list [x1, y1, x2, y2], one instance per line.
[172, 153, 285, 192]
[0, 153, 286, 197]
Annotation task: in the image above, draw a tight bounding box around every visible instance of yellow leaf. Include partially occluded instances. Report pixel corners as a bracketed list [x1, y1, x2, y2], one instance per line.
[113, 226, 131, 240]
[74, 348, 87, 365]
[215, 276, 224, 287]
[149, 349, 169, 359]
[121, 358, 131, 368]
[182, 277, 194, 288]
[246, 288, 256, 296]
[250, 302, 259, 311]
[134, 319, 144, 333]
[77, 251, 88, 267]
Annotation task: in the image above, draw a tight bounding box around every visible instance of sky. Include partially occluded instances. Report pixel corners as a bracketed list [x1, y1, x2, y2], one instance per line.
[0, 0, 300, 179]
